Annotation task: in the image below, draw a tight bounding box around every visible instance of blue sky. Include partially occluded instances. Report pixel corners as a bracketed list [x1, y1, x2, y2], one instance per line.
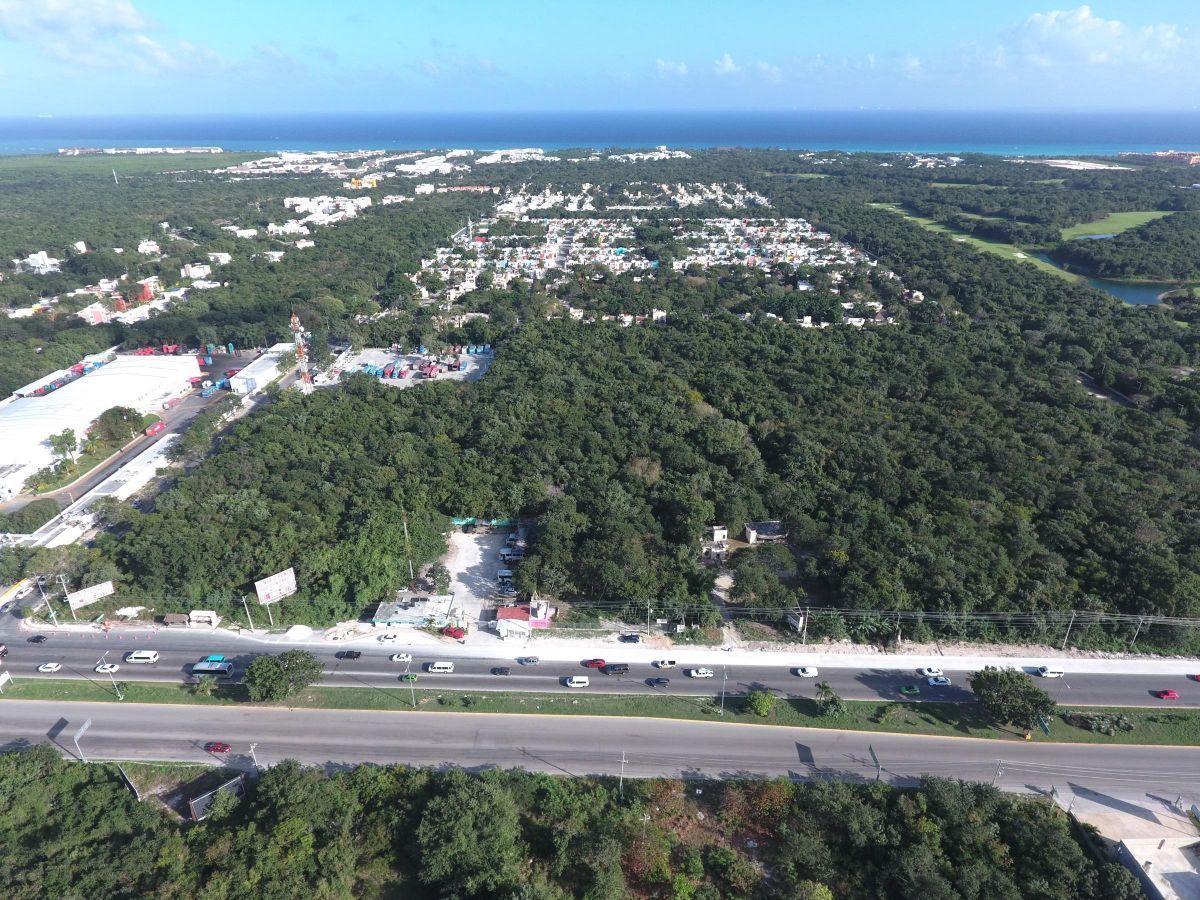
[0, 1, 1197, 114]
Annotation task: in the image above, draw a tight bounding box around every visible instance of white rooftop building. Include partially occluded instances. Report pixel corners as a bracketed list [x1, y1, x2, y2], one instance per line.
[0, 355, 200, 500]
[230, 342, 294, 395]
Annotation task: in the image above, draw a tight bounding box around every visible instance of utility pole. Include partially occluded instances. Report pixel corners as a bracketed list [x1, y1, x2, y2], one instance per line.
[619, 751, 626, 799]
[264, 602, 275, 628]
[240, 595, 256, 631]
[1129, 615, 1145, 650]
[992, 760, 1004, 786]
[646, 602, 652, 637]
[719, 666, 727, 716]
[801, 606, 809, 645]
[57, 574, 75, 620]
[1061, 611, 1077, 651]
[248, 742, 260, 772]
[36, 576, 59, 628]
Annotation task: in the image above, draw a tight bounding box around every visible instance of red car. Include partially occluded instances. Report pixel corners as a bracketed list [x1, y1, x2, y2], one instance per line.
[583, 658, 606, 668]
[1156, 689, 1180, 700]
[442, 626, 466, 639]
[204, 741, 232, 753]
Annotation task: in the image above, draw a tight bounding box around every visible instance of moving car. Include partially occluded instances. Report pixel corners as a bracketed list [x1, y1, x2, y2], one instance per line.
[583, 658, 606, 668]
[204, 741, 232, 753]
[899, 684, 921, 696]
[564, 675, 590, 688]
[619, 633, 641, 644]
[648, 677, 671, 687]
[378, 633, 400, 643]
[792, 666, 819, 678]
[336, 650, 362, 660]
[916, 667, 943, 678]
[491, 666, 511, 676]
[124, 650, 159, 664]
[95, 663, 120, 674]
[518, 656, 540, 666]
[390, 653, 413, 663]
[927, 675, 952, 687]
[28, 635, 47, 644]
[1156, 689, 1180, 700]
[401, 674, 418, 683]
[688, 667, 715, 679]
[1037, 666, 1065, 678]
[602, 663, 629, 675]
[655, 660, 676, 669]
[37, 662, 61, 673]
[15, 581, 34, 599]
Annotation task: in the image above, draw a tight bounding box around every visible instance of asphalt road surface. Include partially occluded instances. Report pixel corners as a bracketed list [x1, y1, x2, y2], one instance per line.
[3, 623, 1197, 708]
[4, 700, 1198, 802]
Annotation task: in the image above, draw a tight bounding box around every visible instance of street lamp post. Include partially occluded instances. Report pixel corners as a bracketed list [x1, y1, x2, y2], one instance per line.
[719, 666, 727, 716]
[248, 742, 260, 772]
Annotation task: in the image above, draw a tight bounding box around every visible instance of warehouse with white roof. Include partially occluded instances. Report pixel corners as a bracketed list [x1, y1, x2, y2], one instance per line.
[0, 355, 200, 500]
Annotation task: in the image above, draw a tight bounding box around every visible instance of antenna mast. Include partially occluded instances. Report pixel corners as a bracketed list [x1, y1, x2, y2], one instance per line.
[289, 310, 312, 394]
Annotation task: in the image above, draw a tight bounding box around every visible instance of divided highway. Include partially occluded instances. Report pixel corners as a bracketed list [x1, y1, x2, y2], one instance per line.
[2, 622, 1197, 708]
[4, 700, 1199, 801]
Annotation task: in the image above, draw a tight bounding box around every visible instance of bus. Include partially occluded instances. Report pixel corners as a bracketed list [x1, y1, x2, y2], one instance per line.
[191, 658, 235, 678]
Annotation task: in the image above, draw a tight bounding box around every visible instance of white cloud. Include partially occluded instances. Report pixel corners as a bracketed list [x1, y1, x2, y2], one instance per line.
[1005, 5, 1184, 68]
[410, 56, 502, 79]
[900, 55, 922, 76]
[714, 52, 739, 75]
[0, 0, 209, 71]
[655, 58, 688, 78]
[755, 61, 782, 84]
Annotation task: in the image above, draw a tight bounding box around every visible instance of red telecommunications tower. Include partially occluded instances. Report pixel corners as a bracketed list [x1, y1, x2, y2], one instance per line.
[289, 311, 312, 393]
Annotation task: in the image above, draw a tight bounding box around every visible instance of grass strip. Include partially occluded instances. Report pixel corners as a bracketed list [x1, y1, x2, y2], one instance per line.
[4, 678, 1197, 746]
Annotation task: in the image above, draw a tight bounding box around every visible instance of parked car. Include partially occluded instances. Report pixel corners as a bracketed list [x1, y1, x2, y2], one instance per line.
[37, 662, 61, 673]
[619, 633, 642, 643]
[95, 663, 119, 674]
[688, 668, 715, 679]
[336, 650, 362, 660]
[442, 626, 466, 640]
[390, 653, 413, 663]
[648, 677, 671, 688]
[916, 667, 943, 678]
[583, 658, 606, 668]
[491, 666, 511, 676]
[1156, 689, 1180, 700]
[377, 633, 400, 643]
[927, 675, 952, 687]
[204, 741, 232, 753]
[792, 666, 819, 678]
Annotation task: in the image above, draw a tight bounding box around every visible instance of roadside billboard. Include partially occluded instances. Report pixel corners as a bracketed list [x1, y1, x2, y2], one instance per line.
[255, 567, 297, 605]
[66, 580, 115, 611]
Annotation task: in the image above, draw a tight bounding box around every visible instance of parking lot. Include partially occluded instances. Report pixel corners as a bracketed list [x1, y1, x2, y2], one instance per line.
[443, 530, 509, 625]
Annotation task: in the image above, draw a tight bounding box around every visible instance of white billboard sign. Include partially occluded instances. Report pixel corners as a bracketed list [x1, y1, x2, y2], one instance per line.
[66, 580, 115, 611]
[0, 670, 12, 692]
[255, 567, 297, 605]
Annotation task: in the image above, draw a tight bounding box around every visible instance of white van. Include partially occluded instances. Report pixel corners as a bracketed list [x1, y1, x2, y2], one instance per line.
[1037, 666, 1065, 678]
[427, 661, 455, 674]
[565, 675, 590, 688]
[124, 650, 160, 664]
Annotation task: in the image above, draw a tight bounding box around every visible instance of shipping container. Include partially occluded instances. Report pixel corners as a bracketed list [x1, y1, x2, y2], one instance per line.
[383, 364, 394, 378]
[201, 387, 216, 398]
[418, 345, 427, 354]
[204, 356, 212, 365]
[206, 343, 216, 356]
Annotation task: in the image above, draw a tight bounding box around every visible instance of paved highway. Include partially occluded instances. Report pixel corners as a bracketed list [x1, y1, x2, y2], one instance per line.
[4, 700, 1198, 802]
[3, 618, 1197, 707]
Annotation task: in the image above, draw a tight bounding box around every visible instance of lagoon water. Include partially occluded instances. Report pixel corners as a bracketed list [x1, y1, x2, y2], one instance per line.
[1034, 253, 1172, 305]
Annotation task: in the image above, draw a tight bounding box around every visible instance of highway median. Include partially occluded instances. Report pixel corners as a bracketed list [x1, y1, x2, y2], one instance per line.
[3, 677, 1197, 747]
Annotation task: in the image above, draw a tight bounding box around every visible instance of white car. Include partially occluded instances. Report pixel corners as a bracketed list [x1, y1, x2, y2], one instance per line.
[655, 660, 676, 669]
[378, 633, 400, 643]
[37, 662, 61, 673]
[95, 663, 120, 674]
[688, 667, 715, 679]
[518, 656, 540, 666]
[793, 666, 819, 678]
[927, 676, 952, 687]
[916, 667, 943, 678]
[390, 653, 413, 663]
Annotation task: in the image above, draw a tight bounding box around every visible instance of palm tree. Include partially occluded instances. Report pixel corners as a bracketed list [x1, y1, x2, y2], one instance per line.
[192, 675, 217, 697]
